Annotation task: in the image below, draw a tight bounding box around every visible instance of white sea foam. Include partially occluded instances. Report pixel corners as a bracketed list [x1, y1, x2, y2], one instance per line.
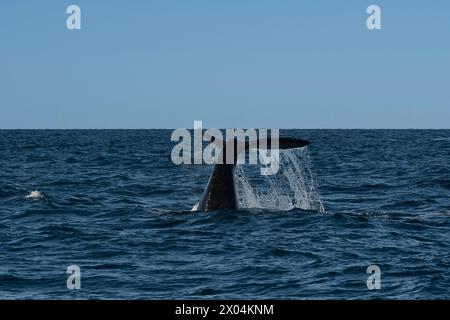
[235, 148, 325, 212]
[191, 202, 199, 211]
[432, 137, 450, 142]
[25, 190, 44, 200]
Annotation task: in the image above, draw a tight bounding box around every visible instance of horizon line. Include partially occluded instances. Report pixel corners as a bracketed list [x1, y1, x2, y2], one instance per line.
[1, 128, 450, 130]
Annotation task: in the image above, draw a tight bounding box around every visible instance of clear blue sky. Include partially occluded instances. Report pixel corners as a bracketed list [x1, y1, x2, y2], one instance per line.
[1, 0, 449, 128]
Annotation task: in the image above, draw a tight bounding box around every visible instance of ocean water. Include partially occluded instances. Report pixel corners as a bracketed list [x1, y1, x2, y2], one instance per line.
[0, 129, 449, 299]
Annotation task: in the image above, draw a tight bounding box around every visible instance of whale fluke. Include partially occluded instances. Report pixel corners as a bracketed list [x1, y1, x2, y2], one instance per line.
[196, 137, 310, 212]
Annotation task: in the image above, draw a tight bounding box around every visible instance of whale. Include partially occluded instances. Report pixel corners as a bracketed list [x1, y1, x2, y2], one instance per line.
[196, 137, 310, 212]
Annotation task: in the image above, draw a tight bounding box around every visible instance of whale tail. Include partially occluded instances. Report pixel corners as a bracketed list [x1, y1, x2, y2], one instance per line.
[196, 135, 311, 212]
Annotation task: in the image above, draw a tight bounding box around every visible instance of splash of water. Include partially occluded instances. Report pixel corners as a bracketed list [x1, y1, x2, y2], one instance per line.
[234, 148, 324, 212]
[25, 190, 44, 200]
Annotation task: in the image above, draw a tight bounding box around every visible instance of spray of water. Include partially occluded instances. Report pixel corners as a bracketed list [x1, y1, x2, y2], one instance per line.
[234, 148, 325, 212]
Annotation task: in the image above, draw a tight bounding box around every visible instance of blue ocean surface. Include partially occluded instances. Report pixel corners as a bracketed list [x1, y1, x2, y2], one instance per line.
[0, 129, 449, 299]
